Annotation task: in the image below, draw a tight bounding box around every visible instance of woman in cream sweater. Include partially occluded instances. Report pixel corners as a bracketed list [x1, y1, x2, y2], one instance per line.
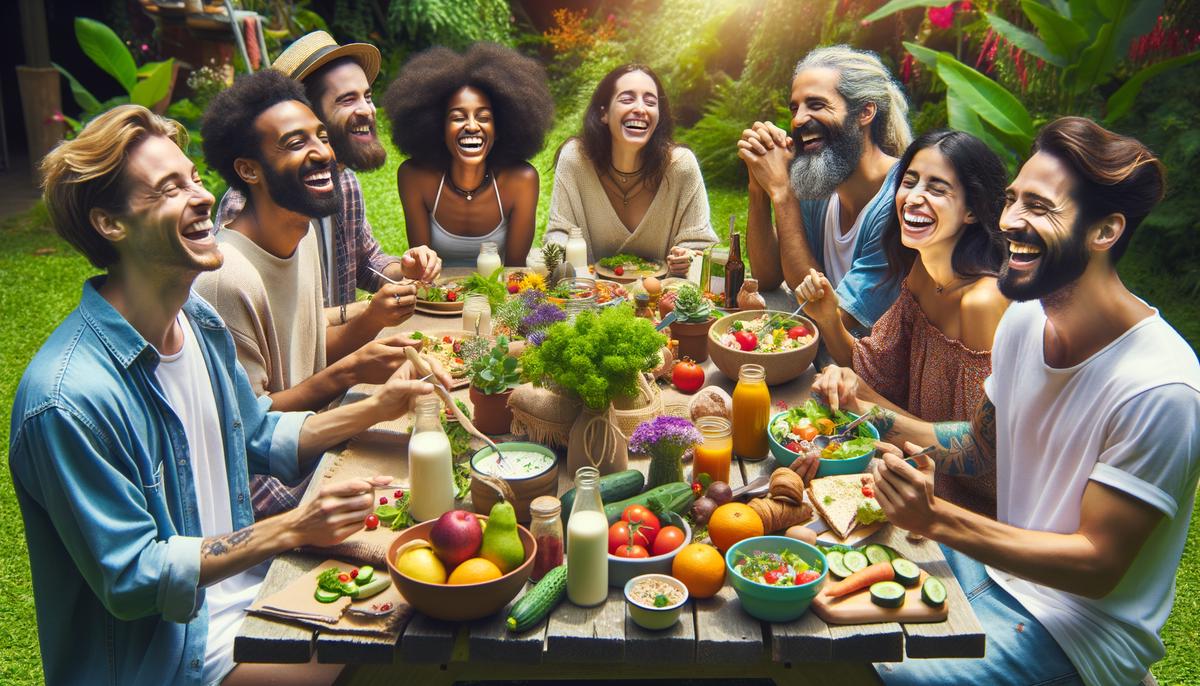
[545, 64, 717, 275]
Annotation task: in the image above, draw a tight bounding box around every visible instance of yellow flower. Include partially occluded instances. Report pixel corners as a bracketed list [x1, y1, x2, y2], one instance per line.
[520, 273, 547, 291]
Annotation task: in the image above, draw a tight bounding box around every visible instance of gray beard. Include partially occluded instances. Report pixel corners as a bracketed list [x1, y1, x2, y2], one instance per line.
[788, 123, 864, 200]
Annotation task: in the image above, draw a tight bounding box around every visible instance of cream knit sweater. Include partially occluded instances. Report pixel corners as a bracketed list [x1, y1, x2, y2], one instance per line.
[544, 138, 717, 263]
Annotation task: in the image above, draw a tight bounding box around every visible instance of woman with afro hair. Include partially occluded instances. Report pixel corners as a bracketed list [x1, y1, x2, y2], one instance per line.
[385, 43, 553, 267]
[545, 64, 717, 275]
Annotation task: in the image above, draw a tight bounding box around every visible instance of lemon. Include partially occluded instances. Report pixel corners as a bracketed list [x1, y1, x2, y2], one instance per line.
[447, 557, 503, 585]
[397, 546, 447, 584]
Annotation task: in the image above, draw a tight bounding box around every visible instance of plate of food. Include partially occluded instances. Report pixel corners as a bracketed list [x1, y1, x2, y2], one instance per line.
[411, 330, 494, 388]
[415, 278, 466, 315]
[595, 279, 629, 306]
[594, 253, 668, 282]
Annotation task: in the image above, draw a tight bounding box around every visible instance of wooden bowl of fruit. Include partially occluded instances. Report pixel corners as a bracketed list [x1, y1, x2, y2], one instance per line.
[386, 514, 536, 622]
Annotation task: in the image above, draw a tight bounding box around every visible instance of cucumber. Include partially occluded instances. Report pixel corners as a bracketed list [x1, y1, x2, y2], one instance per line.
[355, 566, 375, 585]
[314, 587, 342, 603]
[870, 581, 907, 608]
[842, 550, 869, 574]
[864, 544, 894, 566]
[506, 565, 568, 632]
[561, 470, 646, 521]
[891, 559, 921, 588]
[352, 576, 391, 600]
[921, 577, 947, 607]
[826, 551, 853, 580]
[603, 482, 696, 524]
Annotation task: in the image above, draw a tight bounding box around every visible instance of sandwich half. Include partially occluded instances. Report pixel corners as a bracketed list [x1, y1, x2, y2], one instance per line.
[807, 474, 885, 540]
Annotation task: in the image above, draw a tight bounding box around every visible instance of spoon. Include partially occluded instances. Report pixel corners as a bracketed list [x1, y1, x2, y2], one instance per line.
[811, 410, 875, 449]
[402, 347, 505, 464]
[790, 298, 809, 317]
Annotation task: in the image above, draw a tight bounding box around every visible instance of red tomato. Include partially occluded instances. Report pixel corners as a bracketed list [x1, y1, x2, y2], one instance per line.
[507, 283, 520, 294]
[350, 568, 359, 579]
[652, 526, 686, 556]
[613, 544, 649, 558]
[671, 358, 705, 394]
[861, 486, 875, 498]
[364, 514, 379, 530]
[621, 505, 661, 545]
[795, 570, 820, 585]
[446, 290, 459, 301]
[608, 521, 650, 552]
[614, 266, 625, 276]
[787, 325, 812, 340]
[338, 573, 351, 583]
[764, 568, 785, 584]
[733, 330, 758, 351]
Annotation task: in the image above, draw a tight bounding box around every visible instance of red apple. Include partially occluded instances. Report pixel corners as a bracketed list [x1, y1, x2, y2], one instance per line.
[429, 510, 483, 568]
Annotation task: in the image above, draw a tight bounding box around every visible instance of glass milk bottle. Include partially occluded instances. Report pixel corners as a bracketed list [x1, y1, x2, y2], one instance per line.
[566, 466, 608, 606]
[565, 227, 589, 272]
[477, 241, 503, 277]
[526, 249, 548, 277]
[407, 396, 455, 521]
[461, 293, 492, 335]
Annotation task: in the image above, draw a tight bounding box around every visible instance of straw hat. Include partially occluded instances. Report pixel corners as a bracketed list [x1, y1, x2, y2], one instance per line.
[272, 31, 381, 85]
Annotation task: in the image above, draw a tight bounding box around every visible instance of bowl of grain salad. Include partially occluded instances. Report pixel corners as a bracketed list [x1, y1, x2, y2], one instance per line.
[624, 573, 689, 630]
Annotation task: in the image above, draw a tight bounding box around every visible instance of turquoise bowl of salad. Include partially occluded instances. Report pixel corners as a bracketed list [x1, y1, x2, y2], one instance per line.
[768, 401, 879, 477]
[724, 536, 827, 622]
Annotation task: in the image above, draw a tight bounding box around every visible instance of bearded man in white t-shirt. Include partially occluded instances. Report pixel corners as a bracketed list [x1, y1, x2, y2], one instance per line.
[868, 117, 1200, 686]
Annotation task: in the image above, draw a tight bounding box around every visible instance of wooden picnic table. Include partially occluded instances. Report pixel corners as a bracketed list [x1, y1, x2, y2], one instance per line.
[235, 271, 985, 684]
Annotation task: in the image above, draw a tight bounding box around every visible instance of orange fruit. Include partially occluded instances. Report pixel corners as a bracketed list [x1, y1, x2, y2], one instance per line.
[446, 557, 502, 585]
[707, 502, 765, 553]
[671, 543, 726, 598]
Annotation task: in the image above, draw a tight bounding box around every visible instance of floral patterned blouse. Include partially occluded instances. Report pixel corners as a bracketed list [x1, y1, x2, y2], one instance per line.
[853, 282, 997, 516]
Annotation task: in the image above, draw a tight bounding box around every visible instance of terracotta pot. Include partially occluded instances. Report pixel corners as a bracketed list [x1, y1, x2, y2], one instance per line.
[469, 386, 515, 435]
[669, 317, 715, 363]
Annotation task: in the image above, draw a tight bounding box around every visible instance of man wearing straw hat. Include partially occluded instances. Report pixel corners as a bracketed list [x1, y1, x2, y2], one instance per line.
[216, 31, 442, 325]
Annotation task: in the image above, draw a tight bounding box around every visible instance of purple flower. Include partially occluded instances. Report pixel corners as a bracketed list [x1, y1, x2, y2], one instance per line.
[629, 416, 702, 459]
[520, 302, 565, 334]
[521, 288, 547, 307]
[526, 330, 547, 346]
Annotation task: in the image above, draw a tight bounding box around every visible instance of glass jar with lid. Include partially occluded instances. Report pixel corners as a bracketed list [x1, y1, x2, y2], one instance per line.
[528, 495, 563, 581]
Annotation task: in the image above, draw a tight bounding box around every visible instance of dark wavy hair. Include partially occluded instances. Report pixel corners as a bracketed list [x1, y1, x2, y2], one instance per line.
[382, 43, 553, 168]
[883, 129, 1008, 285]
[570, 64, 676, 189]
[201, 69, 311, 193]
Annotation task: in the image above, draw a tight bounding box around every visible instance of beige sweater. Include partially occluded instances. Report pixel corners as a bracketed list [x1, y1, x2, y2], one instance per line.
[544, 138, 717, 263]
[193, 226, 326, 396]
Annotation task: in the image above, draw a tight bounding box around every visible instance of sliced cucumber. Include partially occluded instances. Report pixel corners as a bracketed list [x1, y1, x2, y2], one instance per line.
[355, 566, 375, 585]
[842, 550, 869, 573]
[870, 581, 907, 609]
[891, 559, 921, 588]
[352, 576, 391, 600]
[314, 587, 342, 603]
[921, 577, 947, 607]
[864, 544, 893, 566]
[826, 551, 853, 579]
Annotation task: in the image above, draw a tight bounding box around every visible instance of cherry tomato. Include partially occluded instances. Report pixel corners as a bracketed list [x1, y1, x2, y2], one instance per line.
[446, 290, 459, 301]
[795, 570, 820, 585]
[608, 521, 650, 552]
[764, 568, 785, 585]
[507, 283, 520, 294]
[613, 544, 649, 558]
[393, 489, 404, 499]
[379, 496, 388, 505]
[785, 440, 804, 453]
[364, 514, 379, 530]
[787, 325, 812, 340]
[621, 505, 661, 545]
[350, 568, 359, 579]
[671, 358, 705, 394]
[861, 486, 875, 498]
[652, 526, 686, 556]
[733, 330, 758, 351]
[614, 266, 625, 276]
[338, 573, 351, 583]
[691, 482, 703, 496]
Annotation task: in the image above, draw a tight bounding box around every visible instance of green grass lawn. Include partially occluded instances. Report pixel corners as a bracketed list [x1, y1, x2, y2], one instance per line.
[0, 118, 1196, 683]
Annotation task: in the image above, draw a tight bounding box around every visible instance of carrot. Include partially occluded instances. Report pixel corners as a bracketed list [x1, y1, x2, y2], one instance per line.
[824, 561, 894, 598]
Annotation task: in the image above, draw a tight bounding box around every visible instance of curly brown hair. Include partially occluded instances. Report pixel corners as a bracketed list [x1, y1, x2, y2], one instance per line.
[571, 64, 676, 190]
[382, 43, 553, 168]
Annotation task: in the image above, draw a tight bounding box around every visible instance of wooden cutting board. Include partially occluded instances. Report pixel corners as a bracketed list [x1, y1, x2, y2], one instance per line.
[811, 570, 948, 625]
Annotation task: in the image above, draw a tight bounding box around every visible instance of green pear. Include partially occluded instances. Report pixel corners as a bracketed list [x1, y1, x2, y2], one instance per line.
[479, 500, 525, 574]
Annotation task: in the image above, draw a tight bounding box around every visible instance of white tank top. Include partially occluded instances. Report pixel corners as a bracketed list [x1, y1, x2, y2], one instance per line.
[428, 173, 508, 266]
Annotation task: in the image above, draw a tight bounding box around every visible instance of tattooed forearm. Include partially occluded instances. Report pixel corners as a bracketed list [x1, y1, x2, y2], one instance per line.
[929, 398, 997, 477]
[869, 406, 897, 440]
[201, 527, 254, 558]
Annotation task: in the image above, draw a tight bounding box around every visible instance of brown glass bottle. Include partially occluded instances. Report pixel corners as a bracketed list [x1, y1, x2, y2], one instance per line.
[724, 230, 746, 309]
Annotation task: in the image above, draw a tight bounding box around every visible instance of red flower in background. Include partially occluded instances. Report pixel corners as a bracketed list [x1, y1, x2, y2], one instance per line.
[928, 5, 956, 28]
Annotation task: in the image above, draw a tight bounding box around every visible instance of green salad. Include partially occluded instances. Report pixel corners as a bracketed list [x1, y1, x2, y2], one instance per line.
[598, 253, 657, 271]
[770, 399, 876, 461]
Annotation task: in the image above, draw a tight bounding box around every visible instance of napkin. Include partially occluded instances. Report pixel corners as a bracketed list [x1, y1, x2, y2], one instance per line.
[247, 559, 412, 636]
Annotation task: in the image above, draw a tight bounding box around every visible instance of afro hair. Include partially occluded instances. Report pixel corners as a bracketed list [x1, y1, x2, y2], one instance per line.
[383, 43, 554, 168]
[201, 69, 312, 193]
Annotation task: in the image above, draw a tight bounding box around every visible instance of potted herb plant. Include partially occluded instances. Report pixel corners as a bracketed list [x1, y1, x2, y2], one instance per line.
[630, 416, 703, 488]
[521, 307, 666, 474]
[669, 284, 716, 363]
[468, 335, 522, 435]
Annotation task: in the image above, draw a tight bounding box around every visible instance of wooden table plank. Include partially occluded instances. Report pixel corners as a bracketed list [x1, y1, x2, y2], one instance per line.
[316, 630, 399, 665]
[234, 553, 320, 664]
[624, 601, 697, 663]
[398, 614, 458, 664]
[543, 587, 626, 663]
[467, 583, 546, 664]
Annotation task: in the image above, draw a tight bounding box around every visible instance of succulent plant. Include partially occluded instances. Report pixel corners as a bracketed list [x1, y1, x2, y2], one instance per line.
[673, 284, 714, 323]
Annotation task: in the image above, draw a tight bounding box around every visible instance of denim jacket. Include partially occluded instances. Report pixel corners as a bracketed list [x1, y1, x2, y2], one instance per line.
[8, 277, 310, 685]
[799, 163, 902, 335]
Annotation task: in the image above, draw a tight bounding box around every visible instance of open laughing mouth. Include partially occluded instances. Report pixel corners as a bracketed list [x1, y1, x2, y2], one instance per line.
[901, 209, 935, 237]
[457, 133, 486, 153]
[1007, 239, 1042, 269]
[302, 167, 334, 192]
[799, 133, 824, 153]
[349, 120, 374, 140]
[622, 118, 650, 135]
[181, 217, 214, 243]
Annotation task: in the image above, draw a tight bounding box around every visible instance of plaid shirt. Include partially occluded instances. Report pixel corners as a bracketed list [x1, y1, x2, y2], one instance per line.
[215, 168, 402, 307]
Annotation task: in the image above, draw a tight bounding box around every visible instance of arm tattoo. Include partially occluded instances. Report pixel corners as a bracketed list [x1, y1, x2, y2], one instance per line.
[201, 527, 254, 558]
[870, 406, 897, 440]
[930, 398, 997, 477]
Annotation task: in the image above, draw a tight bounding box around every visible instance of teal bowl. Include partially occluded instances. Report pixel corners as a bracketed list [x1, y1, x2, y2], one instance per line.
[724, 536, 827, 622]
[767, 410, 879, 477]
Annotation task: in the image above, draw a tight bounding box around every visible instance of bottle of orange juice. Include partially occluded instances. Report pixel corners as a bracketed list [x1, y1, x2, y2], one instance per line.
[732, 363, 771, 460]
[693, 416, 732, 484]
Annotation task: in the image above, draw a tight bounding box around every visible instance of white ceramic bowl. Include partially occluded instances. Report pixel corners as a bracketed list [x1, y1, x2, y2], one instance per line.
[624, 573, 689, 631]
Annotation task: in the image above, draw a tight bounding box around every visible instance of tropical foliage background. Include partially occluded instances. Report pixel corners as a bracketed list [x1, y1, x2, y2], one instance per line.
[1, 1, 1198, 683]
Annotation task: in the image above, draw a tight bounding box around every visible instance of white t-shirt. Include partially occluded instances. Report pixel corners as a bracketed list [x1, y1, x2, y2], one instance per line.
[155, 313, 265, 685]
[821, 191, 866, 286]
[984, 300, 1200, 686]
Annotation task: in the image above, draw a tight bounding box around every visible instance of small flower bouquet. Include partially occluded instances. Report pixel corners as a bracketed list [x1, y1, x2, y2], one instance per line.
[630, 416, 703, 488]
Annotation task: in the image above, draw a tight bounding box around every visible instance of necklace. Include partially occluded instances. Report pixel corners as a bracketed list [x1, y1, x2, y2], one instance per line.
[931, 273, 966, 294]
[448, 170, 489, 201]
[605, 172, 646, 207]
[610, 162, 644, 184]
